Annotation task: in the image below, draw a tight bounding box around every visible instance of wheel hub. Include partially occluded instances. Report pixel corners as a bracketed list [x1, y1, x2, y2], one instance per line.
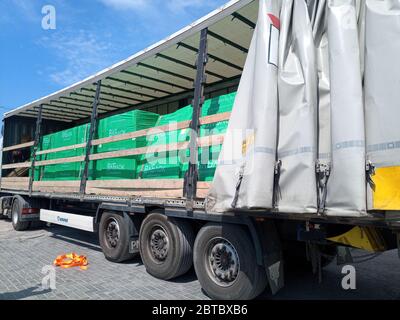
[105, 219, 120, 248]
[150, 228, 169, 261]
[207, 239, 239, 286]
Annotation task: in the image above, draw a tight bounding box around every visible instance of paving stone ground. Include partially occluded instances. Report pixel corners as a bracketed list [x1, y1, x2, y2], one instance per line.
[0, 220, 207, 300]
[0, 219, 399, 300]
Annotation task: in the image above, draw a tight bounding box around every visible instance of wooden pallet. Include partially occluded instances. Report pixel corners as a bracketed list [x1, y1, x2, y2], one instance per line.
[0, 178, 211, 198]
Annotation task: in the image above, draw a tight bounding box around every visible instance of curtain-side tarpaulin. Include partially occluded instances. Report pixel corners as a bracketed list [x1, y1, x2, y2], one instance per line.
[277, 0, 318, 214]
[206, 0, 400, 217]
[206, 0, 281, 213]
[324, 0, 367, 216]
[365, 0, 400, 211]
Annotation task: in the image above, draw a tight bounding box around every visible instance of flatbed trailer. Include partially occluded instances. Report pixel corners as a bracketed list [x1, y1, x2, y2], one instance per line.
[1, 0, 400, 300]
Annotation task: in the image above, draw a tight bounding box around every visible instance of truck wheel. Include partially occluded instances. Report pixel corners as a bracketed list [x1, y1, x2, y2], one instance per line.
[139, 211, 194, 280]
[11, 198, 30, 231]
[99, 212, 137, 263]
[193, 223, 267, 300]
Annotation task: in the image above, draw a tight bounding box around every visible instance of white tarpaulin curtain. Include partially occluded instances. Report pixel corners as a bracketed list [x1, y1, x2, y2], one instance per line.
[277, 0, 318, 214]
[206, 0, 400, 217]
[324, 0, 367, 216]
[364, 0, 400, 209]
[206, 0, 281, 213]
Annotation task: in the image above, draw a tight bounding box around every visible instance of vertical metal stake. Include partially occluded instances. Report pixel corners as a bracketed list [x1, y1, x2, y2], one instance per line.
[184, 28, 208, 208]
[29, 104, 43, 196]
[80, 80, 101, 197]
[0, 119, 4, 191]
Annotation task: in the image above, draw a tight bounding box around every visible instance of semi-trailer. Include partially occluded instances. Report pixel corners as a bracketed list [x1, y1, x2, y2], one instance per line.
[1, 0, 399, 300]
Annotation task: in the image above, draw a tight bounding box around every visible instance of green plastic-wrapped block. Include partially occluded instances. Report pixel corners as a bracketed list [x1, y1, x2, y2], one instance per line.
[31, 134, 52, 181]
[94, 110, 159, 180]
[198, 144, 223, 181]
[201, 92, 236, 117]
[197, 92, 236, 181]
[76, 123, 92, 179]
[30, 91, 236, 183]
[42, 124, 90, 181]
[138, 106, 193, 179]
[139, 92, 237, 181]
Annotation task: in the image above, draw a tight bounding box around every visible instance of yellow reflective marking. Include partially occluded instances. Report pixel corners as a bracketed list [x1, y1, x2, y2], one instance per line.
[372, 166, 400, 210]
[242, 133, 255, 155]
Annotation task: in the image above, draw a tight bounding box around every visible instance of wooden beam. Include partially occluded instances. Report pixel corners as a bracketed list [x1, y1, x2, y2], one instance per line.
[36, 143, 87, 156]
[1, 185, 29, 191]
[86, 188, 183, 198]
[196, 189, 209, 198]
[197, 134, 225, 148]
[89, 141, 190, 161]
[90, 120, 191, 146]
[86, 179, 183, 189]
[2, 162, 32, 169]
[197, 181, 211, 189]
[1, 177, 30, 183]
[35, 156, 85, 167]
[34, 180, 80, 187]
[200, 112, 230, 125]
[3, 141, 34, 152]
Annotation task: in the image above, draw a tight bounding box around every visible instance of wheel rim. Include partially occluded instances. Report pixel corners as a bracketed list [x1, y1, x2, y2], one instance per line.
[149, 225, 169, 262]
[105, 218, 120, 248]
[205, 237, 240, 287]
[12, 205, 18, 225]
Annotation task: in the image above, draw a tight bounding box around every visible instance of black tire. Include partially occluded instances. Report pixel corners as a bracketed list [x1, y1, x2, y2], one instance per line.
[99, 212, 137, 263]
[0, 198, 6, 219]
[11, 198, 30, 231]
[139, 211, 194, 280]
[193, 223, 267, 300]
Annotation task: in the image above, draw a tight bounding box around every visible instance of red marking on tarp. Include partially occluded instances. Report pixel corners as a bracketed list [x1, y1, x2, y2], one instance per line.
[267, 13, 280, 30]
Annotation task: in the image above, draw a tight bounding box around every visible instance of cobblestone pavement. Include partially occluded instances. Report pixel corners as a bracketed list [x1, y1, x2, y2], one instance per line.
[0, 219, 399, 300]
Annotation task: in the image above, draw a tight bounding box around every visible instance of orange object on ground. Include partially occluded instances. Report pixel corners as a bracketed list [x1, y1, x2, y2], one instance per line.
[53, 253, 88, 270]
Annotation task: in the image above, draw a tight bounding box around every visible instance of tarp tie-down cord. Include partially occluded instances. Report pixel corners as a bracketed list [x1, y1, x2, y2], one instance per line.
[231, 164, 245, 209]
[272, 160, 282, 209]
[366, 161, 376, 191]
[316, 162, 331, 215]
[53, 253, 88, 270]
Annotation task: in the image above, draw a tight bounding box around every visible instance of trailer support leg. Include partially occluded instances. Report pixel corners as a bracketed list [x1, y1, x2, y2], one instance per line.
[307, 242, 323, 283]
[29, 104, 43, 196]
[80, 80, 101, 197]
[184, 28, 208, 209]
